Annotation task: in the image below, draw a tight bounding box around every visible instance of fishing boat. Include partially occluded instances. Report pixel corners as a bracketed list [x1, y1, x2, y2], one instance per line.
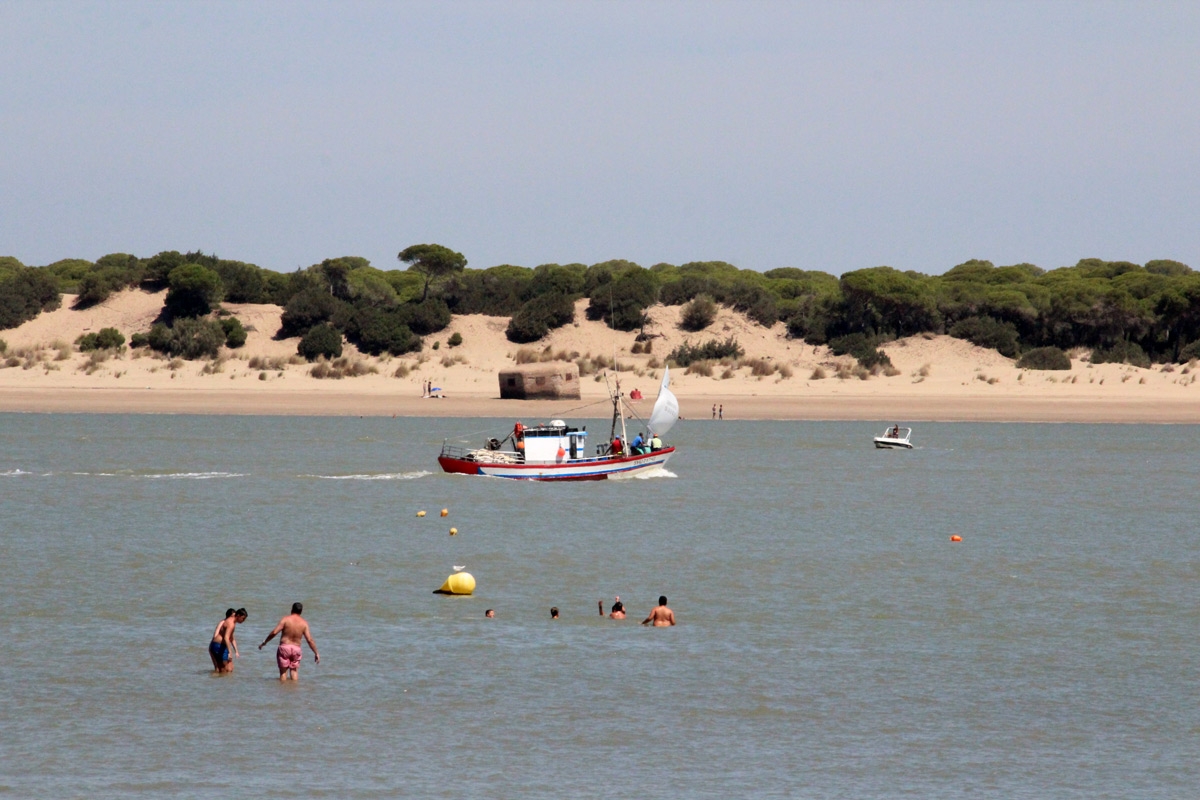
[437, 368, 679, 480]
[873, 425, 913, 449]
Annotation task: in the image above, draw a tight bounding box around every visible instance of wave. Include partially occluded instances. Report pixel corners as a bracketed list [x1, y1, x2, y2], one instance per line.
[143, 471, 247, 480]
[0, 469, 32, 477]
[611, 466, 677, 480]
[303, 471, 432, 481]
[69, 471, 247, 480]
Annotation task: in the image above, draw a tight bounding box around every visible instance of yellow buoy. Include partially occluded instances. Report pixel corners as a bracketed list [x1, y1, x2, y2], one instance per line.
[416, 510, 426, 517]
[440, 508, 449, 517]
[449, 527, 458, 536]
[433, 571, 475, 595]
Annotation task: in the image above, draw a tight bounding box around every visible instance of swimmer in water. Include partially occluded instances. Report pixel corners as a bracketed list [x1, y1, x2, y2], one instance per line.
[641, 595, 676, 627]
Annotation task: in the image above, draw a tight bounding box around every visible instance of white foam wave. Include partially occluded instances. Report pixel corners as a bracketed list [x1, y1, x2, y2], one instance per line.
[304, 471, 431, 481]
[0, 469, 32, 477]
[611, 466, 677, 480]
[144, 471, 247, 480]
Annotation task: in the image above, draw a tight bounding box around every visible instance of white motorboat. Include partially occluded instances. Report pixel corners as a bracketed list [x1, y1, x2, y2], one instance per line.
[873, 425, 913, 449]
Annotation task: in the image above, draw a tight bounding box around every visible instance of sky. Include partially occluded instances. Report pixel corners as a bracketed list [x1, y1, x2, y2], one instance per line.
[2, 0, 1199, 276]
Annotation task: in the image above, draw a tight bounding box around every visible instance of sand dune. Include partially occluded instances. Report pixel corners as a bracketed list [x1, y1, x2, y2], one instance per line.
[0, 289, 1197, 422]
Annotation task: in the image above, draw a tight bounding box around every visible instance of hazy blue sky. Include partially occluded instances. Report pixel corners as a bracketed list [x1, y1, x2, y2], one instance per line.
[2, 1, 1198, 275]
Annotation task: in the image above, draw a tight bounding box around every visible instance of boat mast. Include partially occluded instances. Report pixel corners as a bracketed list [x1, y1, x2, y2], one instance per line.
[606, 286, 629, 452]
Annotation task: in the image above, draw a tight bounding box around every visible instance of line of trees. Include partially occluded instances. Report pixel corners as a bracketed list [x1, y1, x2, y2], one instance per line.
[3, 250, 1199, 365]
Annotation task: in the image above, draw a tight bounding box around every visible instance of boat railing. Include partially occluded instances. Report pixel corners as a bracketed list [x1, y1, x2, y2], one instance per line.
[439, 442, 474, 460]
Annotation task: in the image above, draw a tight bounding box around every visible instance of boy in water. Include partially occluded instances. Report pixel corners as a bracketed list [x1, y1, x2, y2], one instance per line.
[209, 608, 246, 674]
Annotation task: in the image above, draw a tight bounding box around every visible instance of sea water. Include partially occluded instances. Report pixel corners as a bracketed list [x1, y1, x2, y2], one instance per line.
[0, 414, 1197, 799]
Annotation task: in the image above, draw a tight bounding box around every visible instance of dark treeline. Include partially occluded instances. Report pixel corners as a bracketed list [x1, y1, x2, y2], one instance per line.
[2, 249, 1198, 366]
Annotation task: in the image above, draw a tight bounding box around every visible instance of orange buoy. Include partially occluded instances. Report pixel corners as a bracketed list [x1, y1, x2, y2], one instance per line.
[440, 508, 449, 517]
[950, 535, 962, 542]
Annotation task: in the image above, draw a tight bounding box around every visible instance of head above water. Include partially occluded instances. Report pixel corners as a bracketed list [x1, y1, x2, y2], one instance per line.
[291, 602, 303, 615]
[659, 596, 668, 606]
[235, 608, 247, 620]
[485, 609, 495, 618]
[550, 607, 559, 618]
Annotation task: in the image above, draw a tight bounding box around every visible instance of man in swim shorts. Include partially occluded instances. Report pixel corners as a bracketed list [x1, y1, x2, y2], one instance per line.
[641, 595, 676, 627]
[259, 602, 319, 681]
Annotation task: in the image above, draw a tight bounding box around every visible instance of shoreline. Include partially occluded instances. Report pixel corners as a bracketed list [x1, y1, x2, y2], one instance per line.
[1, 386, 1196, 423]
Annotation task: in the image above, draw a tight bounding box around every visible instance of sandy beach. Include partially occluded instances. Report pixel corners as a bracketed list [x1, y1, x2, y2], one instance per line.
[1, 289, 1197, 423]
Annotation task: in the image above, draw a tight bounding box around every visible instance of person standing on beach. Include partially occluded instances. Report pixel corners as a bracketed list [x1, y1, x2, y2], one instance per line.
[718, 404, 723, 420]
[642, 596, 676, 627]
[712, 404, 716, 419]
[259, 602, 319, 681]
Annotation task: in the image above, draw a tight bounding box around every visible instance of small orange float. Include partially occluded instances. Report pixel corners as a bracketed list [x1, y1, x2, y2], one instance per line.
[950, 535, 962, 542]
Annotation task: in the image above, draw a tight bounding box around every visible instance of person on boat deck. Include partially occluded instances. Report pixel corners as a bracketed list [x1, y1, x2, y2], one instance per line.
[611, 437, 623, 455]
[650, 433, 662, 451]
[631, 432, 644, 453]
[890, 424, 900, 438]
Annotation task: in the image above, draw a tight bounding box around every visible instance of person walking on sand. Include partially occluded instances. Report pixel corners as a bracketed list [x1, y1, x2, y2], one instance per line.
[718, 404, 723, 420]
[259, 602, 319, 681]
[642, 596, 676, 627]
[712, 404, 716, 420]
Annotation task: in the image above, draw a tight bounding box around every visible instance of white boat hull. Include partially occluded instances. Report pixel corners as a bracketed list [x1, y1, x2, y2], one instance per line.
[439, 448, 674, 480]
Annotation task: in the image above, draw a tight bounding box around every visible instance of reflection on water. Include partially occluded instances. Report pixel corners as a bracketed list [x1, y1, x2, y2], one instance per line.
[1, 414, 1197, 799]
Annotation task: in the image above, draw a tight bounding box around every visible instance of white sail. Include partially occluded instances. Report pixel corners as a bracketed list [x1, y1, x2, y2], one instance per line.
[647, 366, 679, 437]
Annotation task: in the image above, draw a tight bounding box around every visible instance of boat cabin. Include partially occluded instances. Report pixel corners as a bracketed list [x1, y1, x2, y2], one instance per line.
[519, 420, 589, 463]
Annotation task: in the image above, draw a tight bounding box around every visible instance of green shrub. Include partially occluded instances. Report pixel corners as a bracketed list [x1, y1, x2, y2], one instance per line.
[1090, 340, 1151, 368]
[278, 288, 350, 339]
[0, 338, 6, 354]
[1017, 346, 1071, 370]
[165, 265, 224, 318]
[299, 323, 343, 361]
[220, 317, 247, 348]
[679, 294, 717, 331]
[447, 332, 462, 347]
[0, 268, 61, 328]
[1179, 340, 1200, 363]
[71, 254, 145, 308]
[506, 292, 576, 343]
[948, 315, 1020, 358]
[213, 260, 266, 303]
[351, 307, 420, 356]
[141, 251, 186, 289]
[172, 319, 226, 360]
[400, 298, 452, 336]
[145, 319, 226, 360]
[130, 332, 150, 348]
[77, 327, 125, 351]
[667, 337, 744, 367]
[828, 332, 893, 369]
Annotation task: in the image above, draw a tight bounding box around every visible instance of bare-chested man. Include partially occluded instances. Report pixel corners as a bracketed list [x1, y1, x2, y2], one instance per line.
[209, 608, 246, 674]
[258, 602, 319, 681]
[641, 595, 676, 627]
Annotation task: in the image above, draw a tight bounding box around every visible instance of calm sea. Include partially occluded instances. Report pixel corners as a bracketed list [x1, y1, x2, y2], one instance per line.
[1, 414, 1197, 799]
